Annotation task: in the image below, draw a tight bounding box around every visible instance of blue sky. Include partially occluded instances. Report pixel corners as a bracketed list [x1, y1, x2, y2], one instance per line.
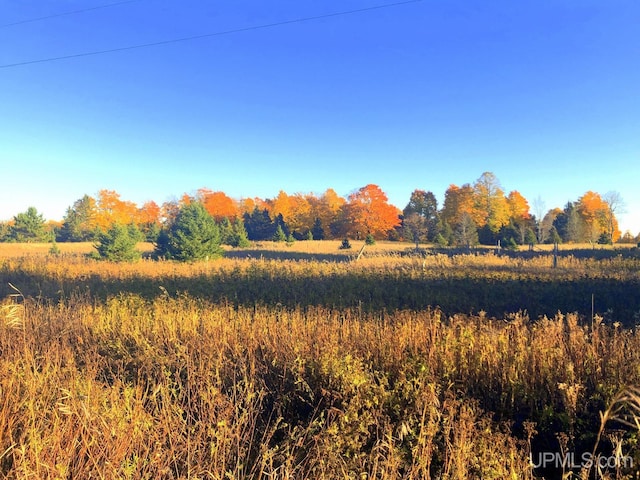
[1, 0, 639, 234]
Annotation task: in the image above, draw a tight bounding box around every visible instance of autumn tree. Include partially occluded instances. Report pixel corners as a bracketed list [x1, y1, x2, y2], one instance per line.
[344, 184, 400, 239]
[197, 189, 239, 222]
[403, 189, 439, 242]
[267, 191, 313, 236]
[95, 189, 138, 232]
[576, 191, 609, 245]
[287, 194, 313, 235]
[268, 191, 292, 226]
[9, 207, 50, 242]
[308, 188, 346, 240]
[473, 172, 510, 234]
[543, 208, 563, 243]
[441, 184, 478, 227]
[506, 190, 531, 244]
[136, 200, 162, 241]
[58, 195, 98, 242]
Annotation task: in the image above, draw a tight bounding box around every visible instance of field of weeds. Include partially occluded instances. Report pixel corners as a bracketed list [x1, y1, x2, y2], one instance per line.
[1, 241, 640, 479]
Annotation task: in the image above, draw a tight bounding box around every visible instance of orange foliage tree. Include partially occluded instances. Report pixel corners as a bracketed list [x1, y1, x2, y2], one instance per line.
[307, 189, 346, 239]
[506, 190, 530, 222]
[473, 172, 510, 233]
[576, 191, 620, 243]
[94, 190, 138, 231]
[286, 193, 313, 234]
[197, 189, 239, 222]
[506, 190, 531, 243]
[441, 184, 478, 228]
[136, 200, 162, 239]
[344, 184, 401, 239]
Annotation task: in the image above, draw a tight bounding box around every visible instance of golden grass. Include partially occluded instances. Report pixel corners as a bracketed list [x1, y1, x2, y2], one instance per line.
[0, 242, 155, 258]
[1, 294, 639, 478]
[0, 241, 639, 478]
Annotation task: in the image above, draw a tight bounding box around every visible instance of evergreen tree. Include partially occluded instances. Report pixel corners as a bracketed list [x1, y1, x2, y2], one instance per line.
[311, 218, 325, 240]
[274, 213, 290, 237]
[339, 238, 352, 249]
[243, 208, 276, 241]
[437, 220, 454, 246]
[9, 207, 50, 242]
[229, 218, 250, 247]
[273, 224, 286, 242]
[155, 202, 224, 261]
[219, 217, 234, 245]
[0, 222, 10, 242]
[365, 233, 376, 245]
[58, 195, 97, 242]
[94, 223, 141, 262]
[286, 233, 296, 245]
[434, 232, 449, 247]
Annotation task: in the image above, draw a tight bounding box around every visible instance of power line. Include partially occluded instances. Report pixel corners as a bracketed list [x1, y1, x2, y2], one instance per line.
[1, 0, 144, 29]
[0, 0, 421, 69]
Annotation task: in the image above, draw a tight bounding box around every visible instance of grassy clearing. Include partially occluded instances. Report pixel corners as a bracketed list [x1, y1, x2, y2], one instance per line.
[0, 241, 639, 478]
[1, 243, 639, 322]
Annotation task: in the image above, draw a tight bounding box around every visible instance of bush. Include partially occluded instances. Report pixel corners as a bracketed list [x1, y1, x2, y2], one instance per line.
[286, 233, 295, 246]
[94, 223, 142, 262]
[365, 233, 376, 245]
[155, 202, 224, 261]
[49, 242, 61, 256]
[339, 238, 352, 250]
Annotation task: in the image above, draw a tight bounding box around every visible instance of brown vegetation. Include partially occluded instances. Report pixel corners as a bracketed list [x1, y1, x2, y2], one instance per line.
[1, 243, 640, 478]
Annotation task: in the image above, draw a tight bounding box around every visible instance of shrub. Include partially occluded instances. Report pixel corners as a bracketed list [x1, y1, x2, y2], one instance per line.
[365, 233, 376, 245]
[286, 233, 295, 246]
[339, 238, 352, 249]
[48, 242, 61, 256]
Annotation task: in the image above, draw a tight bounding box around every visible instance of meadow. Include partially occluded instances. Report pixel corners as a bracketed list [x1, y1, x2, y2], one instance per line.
[1, 241, 640, 479]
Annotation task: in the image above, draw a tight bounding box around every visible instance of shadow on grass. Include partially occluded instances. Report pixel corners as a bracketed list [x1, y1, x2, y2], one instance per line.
[223, 249, 353, 262]
[2, 268, 639, 326]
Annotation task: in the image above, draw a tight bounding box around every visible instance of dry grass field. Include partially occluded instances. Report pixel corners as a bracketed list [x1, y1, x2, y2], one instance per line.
[1, 240, 640, 479]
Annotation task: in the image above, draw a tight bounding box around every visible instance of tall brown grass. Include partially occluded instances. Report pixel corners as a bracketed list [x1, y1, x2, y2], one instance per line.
[1, 291, 639, 479]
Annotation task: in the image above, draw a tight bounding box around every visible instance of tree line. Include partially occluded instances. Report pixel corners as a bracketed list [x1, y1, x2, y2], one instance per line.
[0, 172, 633, 251]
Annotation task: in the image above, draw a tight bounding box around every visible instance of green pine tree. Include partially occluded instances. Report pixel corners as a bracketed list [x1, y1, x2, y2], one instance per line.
[9, 207, 50, 242]
[155, 202, 224, 261]
[94, 223, 141, 262]
[273, 224, 286, 242]
[231, 218, 251, 247]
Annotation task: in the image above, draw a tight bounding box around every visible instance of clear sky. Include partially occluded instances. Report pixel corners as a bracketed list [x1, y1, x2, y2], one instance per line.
[1, 0, 639, 234]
